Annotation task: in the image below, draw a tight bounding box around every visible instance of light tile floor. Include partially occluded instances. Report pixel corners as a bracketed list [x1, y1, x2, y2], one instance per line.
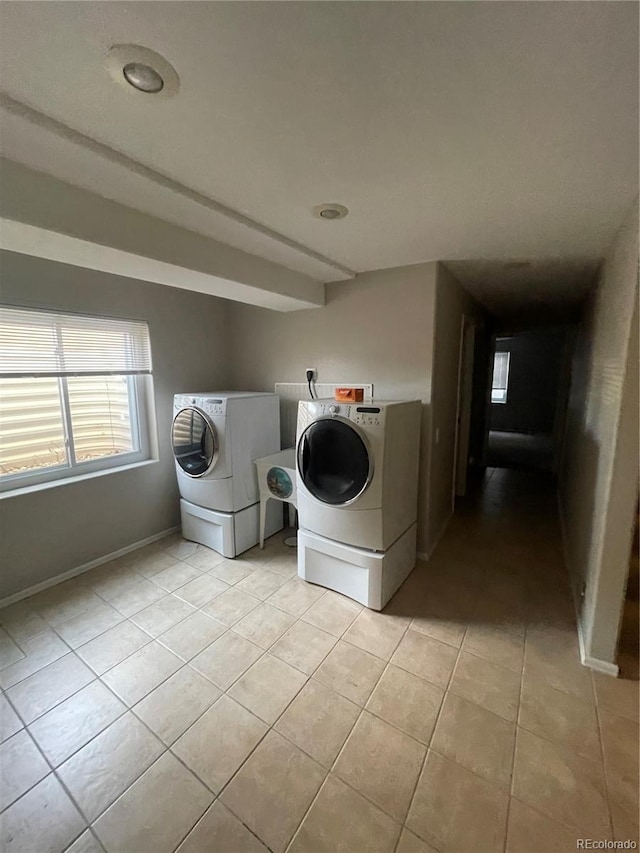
[1, 468, 638, 853]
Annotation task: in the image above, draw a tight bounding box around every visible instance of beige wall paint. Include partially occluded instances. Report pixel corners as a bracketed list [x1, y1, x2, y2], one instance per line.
[1, 160, 326, 310]
[559, 198, 639, 666]
[428, 264, 481, 546]
[0, 250, 231, 599]
[227, 263, 439, 552]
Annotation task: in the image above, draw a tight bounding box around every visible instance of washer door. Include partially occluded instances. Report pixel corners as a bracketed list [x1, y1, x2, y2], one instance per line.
[297, 417, 372, 505]
[172, 407, 218, 477]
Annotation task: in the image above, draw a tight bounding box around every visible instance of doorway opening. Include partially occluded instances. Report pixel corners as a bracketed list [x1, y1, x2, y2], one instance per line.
[485, 327, 572, 474]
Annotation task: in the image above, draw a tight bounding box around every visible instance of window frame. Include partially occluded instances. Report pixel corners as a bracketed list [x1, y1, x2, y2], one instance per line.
[0, 306, 155, 494]
[491, 350, 511, 405]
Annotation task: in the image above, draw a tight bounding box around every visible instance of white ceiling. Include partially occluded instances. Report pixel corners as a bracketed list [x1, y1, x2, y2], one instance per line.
[446, 259, 600, 321]
[0, 2, 637, 290]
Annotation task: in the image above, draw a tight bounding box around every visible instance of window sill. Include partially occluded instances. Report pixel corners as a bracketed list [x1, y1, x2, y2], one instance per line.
[0, 459, 159, 500]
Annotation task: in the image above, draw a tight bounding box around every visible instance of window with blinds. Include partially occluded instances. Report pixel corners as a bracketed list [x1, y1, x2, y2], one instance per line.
[491, 351, 510, 404]
[0, 306, 154, 491]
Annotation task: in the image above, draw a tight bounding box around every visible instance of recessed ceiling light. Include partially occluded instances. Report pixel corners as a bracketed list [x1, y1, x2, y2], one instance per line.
[106, 45, 179, 97]
[122, 62, 164, 94]
[314, 204, 349, 220]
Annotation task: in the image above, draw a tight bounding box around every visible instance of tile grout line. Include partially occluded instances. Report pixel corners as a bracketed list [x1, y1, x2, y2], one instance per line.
[591, 671, 618, 842]
[82, 743, 207, 850]
[4, 674, 156, 841]
[133, 573, 315, 819]
[285, 614, 415, 853]
[74, 566, 271, 682]
[7, 520, 622, 852]
[1, 537, 295, 824]
[203, 589, 365, 830]
[57, 637, 275, 849]
[1, 565, 198, 689]
[0, 698, 59, 813]
[0, 699, 94, 850]
[0, 535, 286, 671]
[210, 609, 371, 850]
[166, 795, 265, 853]
[395, 622, 469, 852]
[504, 615, 529, 853]
[5, 601, 270, 833]
[274, 631, 452, 777]
[282, 593, 541, 850]
[4, 660, 99, 727]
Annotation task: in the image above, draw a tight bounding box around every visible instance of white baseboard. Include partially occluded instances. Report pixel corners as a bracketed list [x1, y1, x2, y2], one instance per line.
[0, 526, 179, 609]
[557, 494, 620, 678]
[583, 657, 619, 677]
[416, 510, 453, 563]
[575, 614, 620, 676]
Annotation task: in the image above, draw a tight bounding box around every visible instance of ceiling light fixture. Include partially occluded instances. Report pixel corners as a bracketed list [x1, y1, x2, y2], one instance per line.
[122, 62, 164, 94]
[314, 204, 349, 220]
[106, 45, 180, 97]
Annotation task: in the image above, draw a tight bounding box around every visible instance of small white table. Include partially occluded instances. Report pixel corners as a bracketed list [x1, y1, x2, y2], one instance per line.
[254, 448, 297, 548]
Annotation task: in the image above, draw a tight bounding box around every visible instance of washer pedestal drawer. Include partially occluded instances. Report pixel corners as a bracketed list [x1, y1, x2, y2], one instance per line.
[297, 523, 417, 610]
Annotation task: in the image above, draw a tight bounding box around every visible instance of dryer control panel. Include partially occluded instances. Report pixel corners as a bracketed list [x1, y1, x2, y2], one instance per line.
[174, 395, 227, 417]
[201, 399, 226, 417]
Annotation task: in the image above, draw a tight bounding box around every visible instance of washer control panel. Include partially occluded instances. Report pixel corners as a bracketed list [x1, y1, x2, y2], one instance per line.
[352, 407, 382, 427]
[312, 401, 384, 429]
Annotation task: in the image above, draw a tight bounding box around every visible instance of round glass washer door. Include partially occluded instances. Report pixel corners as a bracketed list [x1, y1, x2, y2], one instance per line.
[172, 407, 218, 477]
[297, 417, 372, 505]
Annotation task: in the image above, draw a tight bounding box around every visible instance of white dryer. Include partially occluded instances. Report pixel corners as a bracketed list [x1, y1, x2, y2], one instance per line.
[296, 399, 421, 609]
[172, 392, 282, 557]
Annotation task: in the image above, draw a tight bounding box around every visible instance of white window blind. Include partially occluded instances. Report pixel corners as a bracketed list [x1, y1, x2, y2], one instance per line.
[0, 306, 152, 377]
[492, 351, 510, 403]
[0, 306, 153, 490]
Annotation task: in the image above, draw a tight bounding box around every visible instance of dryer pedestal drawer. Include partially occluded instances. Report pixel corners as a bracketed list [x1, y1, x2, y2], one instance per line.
[180, 498, 282, 558]
[297, 523, 417, 610]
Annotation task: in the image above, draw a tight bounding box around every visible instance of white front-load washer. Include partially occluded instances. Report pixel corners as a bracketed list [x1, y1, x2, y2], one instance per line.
[295, 398, 422, 609]
[296, 399, 422, 551]
[172, 392, 282, 556]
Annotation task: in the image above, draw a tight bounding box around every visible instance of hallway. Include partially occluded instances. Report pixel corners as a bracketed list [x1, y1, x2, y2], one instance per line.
[486, 431, 554, 473]
[390, 466, 639, 850]
[0, 470, 638, 853]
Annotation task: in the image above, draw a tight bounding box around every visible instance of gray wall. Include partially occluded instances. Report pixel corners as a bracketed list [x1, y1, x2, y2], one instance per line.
[559, 198, 639, 666]
[0, 251, 231, 599]
[227, 263, 439, 553]
[469, 323, 492, 467]
[428, 264, 481, 544]
[490, 328, 566, 434]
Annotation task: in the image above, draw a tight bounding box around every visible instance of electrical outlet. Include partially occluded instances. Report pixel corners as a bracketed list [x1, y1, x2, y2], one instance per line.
[306, 367, 316, 380]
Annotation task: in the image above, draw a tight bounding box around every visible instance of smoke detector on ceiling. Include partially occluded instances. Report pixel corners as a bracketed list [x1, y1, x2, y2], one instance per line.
[313, 204, 349, 220]
[105, 45, 179, 97]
